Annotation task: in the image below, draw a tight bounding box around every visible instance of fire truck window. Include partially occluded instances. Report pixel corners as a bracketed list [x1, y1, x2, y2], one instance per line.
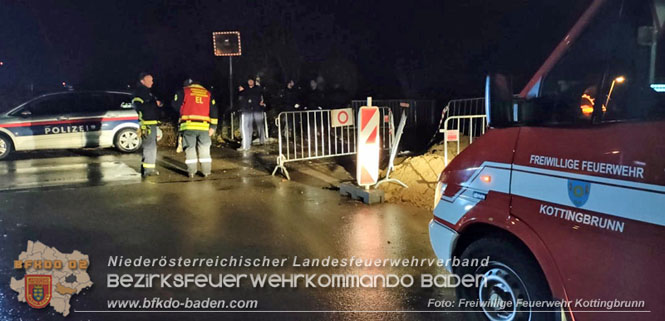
[640, 30, 665, 119]
[537, 2, 615, 124]
[538, 0, 663, 124]
[599, 2, 664, 122]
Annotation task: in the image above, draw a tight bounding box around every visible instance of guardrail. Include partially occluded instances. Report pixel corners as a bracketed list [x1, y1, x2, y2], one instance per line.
[272, 108, 394, 180]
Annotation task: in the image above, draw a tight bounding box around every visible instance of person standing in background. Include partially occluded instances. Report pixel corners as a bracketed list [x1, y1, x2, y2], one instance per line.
[237, 76, 266, 151]
[278, 80, 301, 111]
[304, 79, 325, 110]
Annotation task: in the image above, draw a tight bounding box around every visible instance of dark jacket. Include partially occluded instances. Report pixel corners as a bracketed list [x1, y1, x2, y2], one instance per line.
[132, 84, 160, 122]
[238, 85, 264, 112]
[304, 88, 325, 109]
[278, 86, 300, 111]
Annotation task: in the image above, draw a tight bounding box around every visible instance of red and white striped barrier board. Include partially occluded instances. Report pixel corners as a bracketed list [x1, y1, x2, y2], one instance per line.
[357, 106, 380, 186]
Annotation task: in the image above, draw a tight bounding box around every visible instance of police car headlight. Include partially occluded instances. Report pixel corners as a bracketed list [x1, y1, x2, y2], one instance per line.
[433, 172, 447, 209]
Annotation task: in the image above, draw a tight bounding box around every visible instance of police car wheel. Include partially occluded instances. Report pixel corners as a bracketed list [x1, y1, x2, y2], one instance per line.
[0, 135, 12, 160]
[455, 237, 555, 321]
[115, 128, 141, 153]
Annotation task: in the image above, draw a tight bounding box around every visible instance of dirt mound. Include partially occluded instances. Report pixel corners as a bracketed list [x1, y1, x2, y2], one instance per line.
[379, 136, 471, 210]
[157, 123, 178, 147]
[380, 154, 446, 210]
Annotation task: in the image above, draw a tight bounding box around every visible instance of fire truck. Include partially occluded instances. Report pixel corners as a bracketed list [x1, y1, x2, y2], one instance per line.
[429, 0, 665, 320]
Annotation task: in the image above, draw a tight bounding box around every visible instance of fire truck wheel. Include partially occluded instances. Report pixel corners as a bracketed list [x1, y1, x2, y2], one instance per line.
[455, 236, 555, 321]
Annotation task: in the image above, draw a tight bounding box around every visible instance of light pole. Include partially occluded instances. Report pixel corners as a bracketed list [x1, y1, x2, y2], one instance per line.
[229, 56, 233, 111]
[605, 76, 625, 108]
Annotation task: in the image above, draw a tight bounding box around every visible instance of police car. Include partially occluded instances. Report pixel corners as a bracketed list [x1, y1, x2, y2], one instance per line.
[0, 91, 141, 159]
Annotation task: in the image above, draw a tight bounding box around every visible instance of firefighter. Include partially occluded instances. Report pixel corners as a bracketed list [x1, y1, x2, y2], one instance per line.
[132, 72, 163, 177]
[172, 80, 218, 178]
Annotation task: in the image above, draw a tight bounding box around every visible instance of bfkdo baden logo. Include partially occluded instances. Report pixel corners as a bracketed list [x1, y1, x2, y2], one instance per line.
[10, 241, 93, 317]
[26, 275, 52, 308]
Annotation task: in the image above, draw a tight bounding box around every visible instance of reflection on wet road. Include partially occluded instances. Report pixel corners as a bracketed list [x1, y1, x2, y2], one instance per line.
[0, 149, 460, 321]
[0, 157, 140, 191]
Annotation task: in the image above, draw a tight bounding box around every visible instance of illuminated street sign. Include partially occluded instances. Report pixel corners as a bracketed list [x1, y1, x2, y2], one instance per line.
[212, 31, 242, 56]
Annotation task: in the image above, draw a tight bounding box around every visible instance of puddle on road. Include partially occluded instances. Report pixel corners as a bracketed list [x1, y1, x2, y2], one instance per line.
[0, 161, 140, 191]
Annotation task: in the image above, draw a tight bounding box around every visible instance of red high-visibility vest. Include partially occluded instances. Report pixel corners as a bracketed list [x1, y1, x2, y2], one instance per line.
[179, 84, 213, 131]
[180, 84, 211, 122]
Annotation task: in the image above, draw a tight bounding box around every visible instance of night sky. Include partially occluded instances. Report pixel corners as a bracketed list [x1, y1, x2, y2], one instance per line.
[0, 0, 592, 109]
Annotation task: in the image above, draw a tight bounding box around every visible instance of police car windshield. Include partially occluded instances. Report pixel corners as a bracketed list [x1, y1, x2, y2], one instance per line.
[521, 0, 665, 126]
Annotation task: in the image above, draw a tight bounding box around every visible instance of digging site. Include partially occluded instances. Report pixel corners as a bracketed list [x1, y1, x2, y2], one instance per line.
[155, 103, 478, 211]
[378, 136, 471, 210]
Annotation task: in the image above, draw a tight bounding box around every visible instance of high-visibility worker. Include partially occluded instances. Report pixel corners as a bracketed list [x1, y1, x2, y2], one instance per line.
[172, 80, 218, 178]
[132, 72, 163, 177]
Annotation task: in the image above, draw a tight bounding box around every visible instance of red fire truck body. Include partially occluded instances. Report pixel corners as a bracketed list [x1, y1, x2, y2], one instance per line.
[430, 1, 665, 320]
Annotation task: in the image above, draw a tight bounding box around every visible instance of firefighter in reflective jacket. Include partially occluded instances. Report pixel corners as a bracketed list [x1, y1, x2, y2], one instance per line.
[132, 72, 163, 177]
[172, 80, 218, 178]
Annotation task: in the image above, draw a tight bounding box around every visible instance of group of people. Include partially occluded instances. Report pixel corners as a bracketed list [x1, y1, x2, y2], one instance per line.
[234, 76, 351, 151]
[272, 79, 351, 112]
[130, 73, 352, 179]
[132, 72, 217, 178]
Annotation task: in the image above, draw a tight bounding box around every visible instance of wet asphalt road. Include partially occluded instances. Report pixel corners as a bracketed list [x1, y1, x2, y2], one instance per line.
[0, 147, 462, 321]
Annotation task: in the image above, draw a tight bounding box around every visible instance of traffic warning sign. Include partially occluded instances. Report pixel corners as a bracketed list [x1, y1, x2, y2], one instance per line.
[331, 108, 353, 127]
[357, 106, 380, 186]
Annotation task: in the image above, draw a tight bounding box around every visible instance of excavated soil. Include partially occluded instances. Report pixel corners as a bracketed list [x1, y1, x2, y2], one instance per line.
[379, 136, 471, 210]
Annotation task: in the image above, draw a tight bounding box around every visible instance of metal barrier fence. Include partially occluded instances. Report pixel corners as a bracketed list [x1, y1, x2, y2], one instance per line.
[441, 115, 487, 165]
[272, 107, 394, 180]
[446, 97, 486, 117]
[350, 99, 438, 129]
[427, 97, 486, 147]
